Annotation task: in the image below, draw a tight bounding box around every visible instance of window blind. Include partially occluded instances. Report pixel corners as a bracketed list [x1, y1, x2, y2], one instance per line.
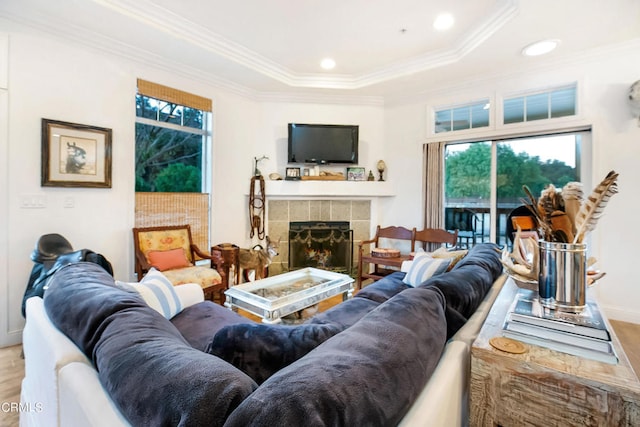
[137, 79, 212, 112]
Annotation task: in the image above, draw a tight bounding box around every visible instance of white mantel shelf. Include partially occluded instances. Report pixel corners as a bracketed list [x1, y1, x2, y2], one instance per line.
[257, 180, 395, 198]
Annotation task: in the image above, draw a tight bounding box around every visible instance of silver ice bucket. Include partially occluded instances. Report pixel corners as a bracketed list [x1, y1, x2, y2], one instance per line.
[538, 241, 587, 312]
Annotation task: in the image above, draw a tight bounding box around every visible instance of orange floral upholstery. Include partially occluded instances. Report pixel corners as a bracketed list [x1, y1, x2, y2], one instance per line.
[133, 225, 227, 303]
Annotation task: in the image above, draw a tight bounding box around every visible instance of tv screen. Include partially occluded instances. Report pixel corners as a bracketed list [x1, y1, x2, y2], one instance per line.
[288, 123, 358, 164]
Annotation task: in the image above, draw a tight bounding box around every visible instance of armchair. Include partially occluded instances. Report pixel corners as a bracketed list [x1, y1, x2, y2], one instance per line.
[132, 225, 227, 303]
[356, 225, 416, 290]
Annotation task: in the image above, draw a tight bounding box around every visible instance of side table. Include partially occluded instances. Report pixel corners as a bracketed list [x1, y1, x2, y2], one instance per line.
[212, 243, 240, 287]
[470, 278, 640, 426]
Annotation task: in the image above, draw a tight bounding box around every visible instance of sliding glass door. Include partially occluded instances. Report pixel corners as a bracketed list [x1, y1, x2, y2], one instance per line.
[444, 132, 588, 248]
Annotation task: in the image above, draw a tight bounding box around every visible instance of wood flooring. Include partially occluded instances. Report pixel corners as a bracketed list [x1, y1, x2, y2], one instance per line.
[1, 304, 638, 427]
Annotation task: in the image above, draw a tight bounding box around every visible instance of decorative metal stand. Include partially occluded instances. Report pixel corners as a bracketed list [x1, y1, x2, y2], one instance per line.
[249, 175, 265, 240]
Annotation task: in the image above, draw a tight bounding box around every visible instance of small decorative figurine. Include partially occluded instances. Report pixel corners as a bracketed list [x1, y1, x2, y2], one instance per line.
[367, 170, 375, 181]
[253, 155, 268, 176]
[376, 160, 386, 181]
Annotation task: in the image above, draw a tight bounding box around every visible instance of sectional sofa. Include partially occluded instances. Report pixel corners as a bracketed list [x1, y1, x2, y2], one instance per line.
[20, 243, 505, 426]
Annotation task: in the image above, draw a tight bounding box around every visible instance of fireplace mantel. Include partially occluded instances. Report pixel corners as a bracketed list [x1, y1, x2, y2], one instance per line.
[259, 180, 394, 198]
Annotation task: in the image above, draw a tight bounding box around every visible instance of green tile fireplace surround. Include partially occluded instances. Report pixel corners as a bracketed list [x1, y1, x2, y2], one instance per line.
[267, 199, 372, 275]
[257, 180, 395, 275]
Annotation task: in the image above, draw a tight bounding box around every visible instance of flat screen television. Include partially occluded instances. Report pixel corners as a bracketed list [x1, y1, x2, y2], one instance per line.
[288, 123, 358, 164]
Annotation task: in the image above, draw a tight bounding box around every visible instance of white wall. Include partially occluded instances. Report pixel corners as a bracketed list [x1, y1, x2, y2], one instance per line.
[385, 41, 640, 323]
[0, 29, 388, 346]
[3, 32, 136, 345]
[2, 25, 639, 347]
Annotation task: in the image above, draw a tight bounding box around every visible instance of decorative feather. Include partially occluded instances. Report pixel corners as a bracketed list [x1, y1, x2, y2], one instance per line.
[538, 185, 563, 236]
[561, 181, 583, 234]
[572, 170, 619, 244]
[520, 185, 553, 240]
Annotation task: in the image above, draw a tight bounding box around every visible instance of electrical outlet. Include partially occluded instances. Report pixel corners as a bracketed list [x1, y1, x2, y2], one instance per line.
[21, 194, 47, 209]
[63, 197, 75, 208]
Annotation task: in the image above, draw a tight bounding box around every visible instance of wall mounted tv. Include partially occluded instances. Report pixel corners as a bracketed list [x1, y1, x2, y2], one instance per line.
[288, 123, 359, 164]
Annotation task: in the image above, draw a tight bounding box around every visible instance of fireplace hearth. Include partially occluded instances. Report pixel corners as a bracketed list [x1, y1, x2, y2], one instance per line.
[289, 221, 353, 274]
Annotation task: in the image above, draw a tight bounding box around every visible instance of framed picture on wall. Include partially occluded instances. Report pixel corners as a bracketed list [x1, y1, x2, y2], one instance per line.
[347, 167, 365, 181]
[41, 118, 112, 188]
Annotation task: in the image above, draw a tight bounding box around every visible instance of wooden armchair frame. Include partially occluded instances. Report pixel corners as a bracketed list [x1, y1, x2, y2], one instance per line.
[356, 226, 459, 290]
[356, 225, 416, 290]
[414, 228, 459, 251]
[132, 224, 227, 301]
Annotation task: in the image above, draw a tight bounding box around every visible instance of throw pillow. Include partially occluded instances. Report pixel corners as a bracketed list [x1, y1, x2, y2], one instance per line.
[116, 268, 183, 319]
[147, 248, 191, 271]
[402, 255, 451, 287]
[431, 247, 468, 271]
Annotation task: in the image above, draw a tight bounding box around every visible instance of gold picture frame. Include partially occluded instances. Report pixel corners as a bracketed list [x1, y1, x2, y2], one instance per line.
[41, 119, 112, 188]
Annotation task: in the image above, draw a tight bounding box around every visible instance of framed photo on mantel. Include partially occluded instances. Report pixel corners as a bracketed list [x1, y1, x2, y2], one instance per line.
[347, 167, 365, 181]
[41, 118, 112, 188]
[285, 167, 301, 180]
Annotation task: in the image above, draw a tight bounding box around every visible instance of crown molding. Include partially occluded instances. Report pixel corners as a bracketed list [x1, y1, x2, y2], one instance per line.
[93, 0, 518, 90]
[255, 91, 385, 107]
[384, 37, 640, 106]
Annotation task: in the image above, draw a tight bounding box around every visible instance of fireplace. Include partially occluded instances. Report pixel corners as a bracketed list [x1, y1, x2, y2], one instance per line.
[289, 221, 353, 274]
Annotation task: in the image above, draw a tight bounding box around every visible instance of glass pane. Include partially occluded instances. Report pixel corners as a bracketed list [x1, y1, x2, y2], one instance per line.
[158, 102, 184, 126]
[550, 87, 576, 118]
[182, 106, 204, 129]
[526, 93, 549, 121]
[497, 135, 578, 246]
[452, 106, 470, 131]
[136, 95, 158, 120]
[504, 97, 524, 124]
[135, 123, 203, 192]
[444, 142, 491, 248]
[435, 109, 452, 133]
[471, 102, 490, 128]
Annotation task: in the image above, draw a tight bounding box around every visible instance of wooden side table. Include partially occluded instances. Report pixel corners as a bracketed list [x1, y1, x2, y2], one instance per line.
[212, 243, 240, 287]
[470, 278, 640, 426]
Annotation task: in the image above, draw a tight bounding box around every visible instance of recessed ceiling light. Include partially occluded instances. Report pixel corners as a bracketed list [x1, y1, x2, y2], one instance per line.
[320, 58, 336, 70]
[522, 39, 560, 57]
[433, 13, 454, 31]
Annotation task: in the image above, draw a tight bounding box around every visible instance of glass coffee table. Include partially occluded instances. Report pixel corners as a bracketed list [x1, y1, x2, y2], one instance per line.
[224, 267, 354, 323]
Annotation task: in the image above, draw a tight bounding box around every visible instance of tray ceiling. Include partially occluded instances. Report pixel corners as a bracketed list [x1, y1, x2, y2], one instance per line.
[1, 0, 639, 99]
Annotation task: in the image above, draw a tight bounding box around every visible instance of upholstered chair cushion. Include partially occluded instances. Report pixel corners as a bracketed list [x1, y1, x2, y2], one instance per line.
[162, 266, 222, 289]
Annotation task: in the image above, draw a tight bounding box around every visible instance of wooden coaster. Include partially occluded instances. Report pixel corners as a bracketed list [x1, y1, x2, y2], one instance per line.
[490, 336, 527, 354]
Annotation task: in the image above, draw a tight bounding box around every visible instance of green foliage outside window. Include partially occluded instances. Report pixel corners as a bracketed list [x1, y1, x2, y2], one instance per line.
[445, 143, 576, 200]
[135, 94, 206, 192]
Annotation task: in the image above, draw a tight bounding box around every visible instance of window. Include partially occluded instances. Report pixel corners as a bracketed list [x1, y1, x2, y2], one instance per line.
[503, 84, 576, 125]
[134, 80, 213, 250]
[444, 131, 588, 247]
[135, 80, 212, 192]
[434, 99, 490, 133]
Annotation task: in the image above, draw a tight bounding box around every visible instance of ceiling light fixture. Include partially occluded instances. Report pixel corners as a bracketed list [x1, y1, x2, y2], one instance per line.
[433, 13, 454, 31]
[320, 58, 336, 70]
[522, 39, 560, 57]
